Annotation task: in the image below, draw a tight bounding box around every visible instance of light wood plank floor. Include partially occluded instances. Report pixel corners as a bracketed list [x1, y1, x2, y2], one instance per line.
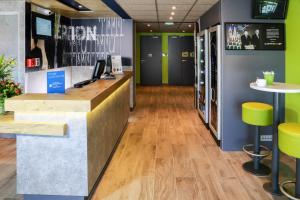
[92, 86, 293, 200]
[0, 86, 295, 200]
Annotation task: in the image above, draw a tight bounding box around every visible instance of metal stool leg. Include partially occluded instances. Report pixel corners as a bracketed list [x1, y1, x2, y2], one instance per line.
[279, 159, 300, 200]
[243, 126, 271, 177]
[254, 126, 260, 170]
[296, 159, 300, 198]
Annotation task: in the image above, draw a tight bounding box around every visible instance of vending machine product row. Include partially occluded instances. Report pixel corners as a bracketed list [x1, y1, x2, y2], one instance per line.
[197, 25, 222, 141]
[197, 30, 209, 125]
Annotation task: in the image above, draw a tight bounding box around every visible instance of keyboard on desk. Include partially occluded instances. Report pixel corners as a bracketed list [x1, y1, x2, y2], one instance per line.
[74, 79, 96, 88]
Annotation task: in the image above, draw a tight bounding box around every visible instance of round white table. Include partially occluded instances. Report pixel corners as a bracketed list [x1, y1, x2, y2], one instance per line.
[250, 82, 300, 195]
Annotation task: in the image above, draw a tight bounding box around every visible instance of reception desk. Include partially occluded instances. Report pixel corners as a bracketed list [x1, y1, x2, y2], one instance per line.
[2, 72, 132, 200]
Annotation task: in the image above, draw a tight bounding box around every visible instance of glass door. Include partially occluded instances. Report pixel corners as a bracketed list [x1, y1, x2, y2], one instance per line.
[209, 25, 221, 140]
[197, 30, 209, 124]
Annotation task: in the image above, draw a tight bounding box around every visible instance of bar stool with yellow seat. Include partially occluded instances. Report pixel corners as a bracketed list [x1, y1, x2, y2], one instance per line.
[279, 123, 300, 200]
[242, 102, 273, 176]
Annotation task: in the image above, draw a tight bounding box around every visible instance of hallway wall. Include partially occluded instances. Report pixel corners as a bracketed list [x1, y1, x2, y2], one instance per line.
[285, 1, 300, 123]
[0, 0, 25, 86]
[220, 0, 285, 151]
[135, 32, 193, 84]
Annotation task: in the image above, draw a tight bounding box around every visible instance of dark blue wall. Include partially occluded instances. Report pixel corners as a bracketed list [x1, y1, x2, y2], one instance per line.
[220, 0, 285, 151]
[200, 2, 220, 31]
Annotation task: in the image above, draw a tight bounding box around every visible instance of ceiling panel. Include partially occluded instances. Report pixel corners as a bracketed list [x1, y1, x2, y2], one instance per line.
[121, 4, 156, 11]
[158, 0, 195, 4]
[117, 0, 219, 28]
[28, 0, 219, 27]
[158, 4, 191, 11]
[116, 0, 154, 4]
[137, 22, 195, 33]
[29, 0, 117, 18]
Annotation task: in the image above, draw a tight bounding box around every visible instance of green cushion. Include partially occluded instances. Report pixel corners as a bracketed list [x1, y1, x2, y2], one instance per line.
[242, 102, 273, 126]
[279, 123, 300, 158]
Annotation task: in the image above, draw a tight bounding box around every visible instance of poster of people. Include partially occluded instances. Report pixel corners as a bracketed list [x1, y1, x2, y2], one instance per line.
[225, 23, 285, 50]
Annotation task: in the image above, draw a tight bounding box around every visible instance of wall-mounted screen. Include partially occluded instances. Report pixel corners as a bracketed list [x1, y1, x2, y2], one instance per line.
[32, 12, 54, 39]
[253, 0, 288, 19]
[225, 23, 285, 50]
[36, 17, 52, 37]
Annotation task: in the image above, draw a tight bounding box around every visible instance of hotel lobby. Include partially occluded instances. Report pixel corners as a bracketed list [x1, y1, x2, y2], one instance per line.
[0, 0, 299, 199]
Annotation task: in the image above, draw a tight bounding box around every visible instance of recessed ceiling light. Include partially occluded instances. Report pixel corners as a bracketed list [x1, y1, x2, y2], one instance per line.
[147, 24, 151, 27]
[169, 16, 173, 20]
[171, 11, 175, 16]
[78, 5, 82, 8]
[165, 22, 174, 26]
[172, 6, 176, 10]
[188, 24, 192, 28]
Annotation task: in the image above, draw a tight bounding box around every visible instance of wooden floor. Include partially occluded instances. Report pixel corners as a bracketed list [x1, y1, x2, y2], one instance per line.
[0, 86, 295, 199]
[92, 86, 293, 200]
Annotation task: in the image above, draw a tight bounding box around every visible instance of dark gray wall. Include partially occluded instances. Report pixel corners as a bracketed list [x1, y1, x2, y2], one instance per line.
[66, 18, 133, 66]
[220, 0, 285, 151]
[200, 2, 220, 31]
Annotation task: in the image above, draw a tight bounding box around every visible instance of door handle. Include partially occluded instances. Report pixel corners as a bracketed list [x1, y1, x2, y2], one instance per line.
[182, 60, 187, 62]
[211, 88, 216, 103]
[141, 59, 145, 62]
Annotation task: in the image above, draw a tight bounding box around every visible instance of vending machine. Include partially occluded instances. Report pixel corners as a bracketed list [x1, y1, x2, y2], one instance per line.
[197, 30, 209, 125]
[208, 25, 222, 140]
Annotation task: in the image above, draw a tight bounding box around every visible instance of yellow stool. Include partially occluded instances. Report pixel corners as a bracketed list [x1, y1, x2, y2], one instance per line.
[242, 102, 273, 176]
[279, 123, 300, 200]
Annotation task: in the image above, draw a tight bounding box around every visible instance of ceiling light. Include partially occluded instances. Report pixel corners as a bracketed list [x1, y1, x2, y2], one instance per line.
[172, 6, 176, 10]
[188, 24, 192, 28]
[182, 30, 186, 32]
[165, 22, 174, 26]
[171, 11, 175, 16]
[150, 30, 153, 32]
[147, 24, 151, 27]
[169, 16, 173, 20]
[78, 5, 82, 8]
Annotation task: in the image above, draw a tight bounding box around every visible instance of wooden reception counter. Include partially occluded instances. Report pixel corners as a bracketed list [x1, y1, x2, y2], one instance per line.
[3, 72, 132, 200]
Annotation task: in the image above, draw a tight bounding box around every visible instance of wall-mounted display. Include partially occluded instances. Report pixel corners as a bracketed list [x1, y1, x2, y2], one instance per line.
[225, 23, 285, 50]
[253, 0, 288, 19]
[32, 12, 54, 40]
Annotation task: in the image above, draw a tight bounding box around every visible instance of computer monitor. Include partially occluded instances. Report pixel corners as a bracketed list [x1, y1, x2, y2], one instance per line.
[92, 60, 106, 80]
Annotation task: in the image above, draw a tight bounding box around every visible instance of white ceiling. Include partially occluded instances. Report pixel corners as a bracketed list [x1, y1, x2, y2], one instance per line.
[29, 0, 218, 32]
[116, 0, 218, 32]
[29, 0, 117, 18]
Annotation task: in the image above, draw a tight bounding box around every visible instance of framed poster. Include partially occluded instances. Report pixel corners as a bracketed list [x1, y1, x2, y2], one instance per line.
[111, 55, 123, 74]
[225, 23, 285, 50]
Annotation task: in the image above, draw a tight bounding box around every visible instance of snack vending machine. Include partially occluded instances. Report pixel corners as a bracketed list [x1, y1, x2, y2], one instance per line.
[197, 30, 209, 125]
[209, 25, 222, 140]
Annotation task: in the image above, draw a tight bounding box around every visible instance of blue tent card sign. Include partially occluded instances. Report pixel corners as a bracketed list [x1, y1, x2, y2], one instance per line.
[47, 71, 65, 94]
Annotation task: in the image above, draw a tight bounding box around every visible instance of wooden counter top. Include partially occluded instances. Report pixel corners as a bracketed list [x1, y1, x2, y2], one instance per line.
[0, 113, 67, 136]
[5, 71, 132, 112]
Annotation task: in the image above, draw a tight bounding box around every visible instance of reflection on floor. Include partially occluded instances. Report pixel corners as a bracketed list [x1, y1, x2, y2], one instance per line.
[0, 86, 295, 199]
[0, 139, 21, 200]
[92, 86, 292, 200]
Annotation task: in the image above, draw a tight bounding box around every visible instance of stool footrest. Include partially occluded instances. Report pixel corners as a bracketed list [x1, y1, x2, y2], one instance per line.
[280, 180, 300, 200]
[242, 144, 270, 158]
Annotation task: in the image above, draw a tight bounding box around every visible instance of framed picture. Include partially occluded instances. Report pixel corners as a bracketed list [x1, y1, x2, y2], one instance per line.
[111, 55, 123, 74]
[224, 23, 285, 50]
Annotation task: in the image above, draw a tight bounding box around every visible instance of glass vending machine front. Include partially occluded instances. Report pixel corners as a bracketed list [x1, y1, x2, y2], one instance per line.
[209, 25, 221, 140]
[197, 30, 209, 124]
